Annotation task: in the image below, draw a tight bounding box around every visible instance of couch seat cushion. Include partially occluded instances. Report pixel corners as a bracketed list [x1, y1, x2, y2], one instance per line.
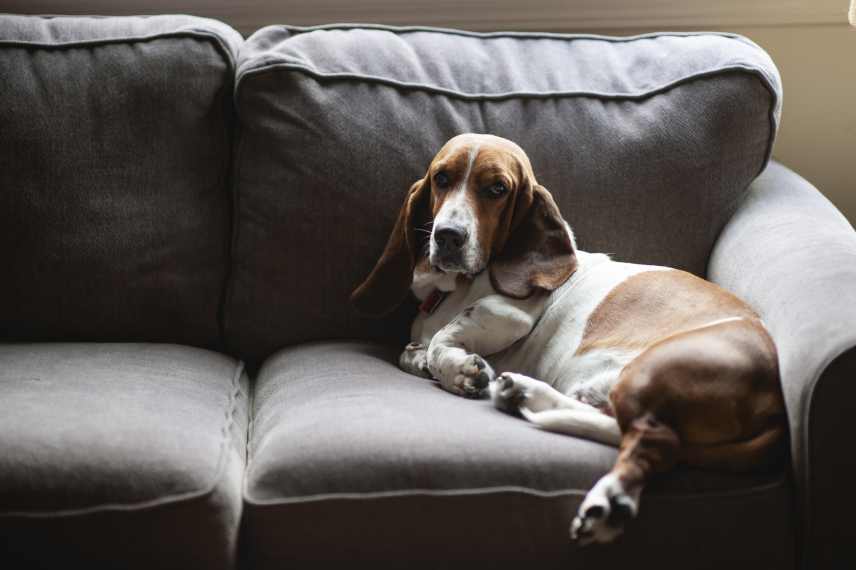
[243, 341, 793, 568]
[0, 343, 249, 570]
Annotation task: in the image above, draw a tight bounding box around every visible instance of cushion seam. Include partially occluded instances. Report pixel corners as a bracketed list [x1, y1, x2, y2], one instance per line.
[236, 60, 776, 103]
[216, 59, 240, 353]
[244, 476, 788, 507]
[222, 111, 247, 357]
[234, 60, 779, 182]
[268, 24, 746, 43]
[0, 29, 238, 73]
[0, 359, 246, 518]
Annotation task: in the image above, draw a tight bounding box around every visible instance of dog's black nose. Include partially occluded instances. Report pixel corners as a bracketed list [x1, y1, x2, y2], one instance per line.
[434, 226, 468, 253]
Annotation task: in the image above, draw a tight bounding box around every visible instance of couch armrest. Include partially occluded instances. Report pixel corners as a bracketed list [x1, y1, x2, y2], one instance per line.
[708, 161, 856, 568]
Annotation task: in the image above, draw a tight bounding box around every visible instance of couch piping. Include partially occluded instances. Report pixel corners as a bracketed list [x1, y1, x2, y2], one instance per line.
[239, 58, 774, 99]
[243, 476, 788, 507]
[0, 28, 237, 70]
[236, 27, 776, 102]
[266, 24, 752, 45]
[0, 359, 246, 518]
[236, 60, 779, 180]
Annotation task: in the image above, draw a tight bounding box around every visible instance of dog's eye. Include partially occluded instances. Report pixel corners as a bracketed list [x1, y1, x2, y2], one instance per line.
[485, 182, 508, 198]
[433, 171, 450, 188]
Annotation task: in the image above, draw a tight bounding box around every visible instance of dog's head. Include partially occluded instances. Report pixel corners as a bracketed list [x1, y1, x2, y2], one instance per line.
[351, 133, 577, 316]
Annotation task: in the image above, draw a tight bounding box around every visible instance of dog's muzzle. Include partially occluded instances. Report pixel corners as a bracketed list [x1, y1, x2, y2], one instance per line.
[432, 224, 468, 271]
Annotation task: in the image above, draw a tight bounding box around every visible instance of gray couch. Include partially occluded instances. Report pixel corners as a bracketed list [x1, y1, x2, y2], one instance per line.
[1, 14, 854, 570]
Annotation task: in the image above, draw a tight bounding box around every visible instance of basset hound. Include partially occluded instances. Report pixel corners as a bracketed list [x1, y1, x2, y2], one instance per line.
[351, 133, 787, 545]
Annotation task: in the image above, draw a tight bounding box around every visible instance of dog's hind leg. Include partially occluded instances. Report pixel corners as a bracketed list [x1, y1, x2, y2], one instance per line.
[571, 319, 783, 545]
[492, 371, 595, 414]
[570, 339, 685, 545]
[571, 412, 679, 545]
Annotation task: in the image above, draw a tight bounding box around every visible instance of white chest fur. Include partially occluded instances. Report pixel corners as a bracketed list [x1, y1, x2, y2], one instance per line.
[409, 251, 668, 398]
[410, 271, 500, 346]
[493, 252, 667, 393]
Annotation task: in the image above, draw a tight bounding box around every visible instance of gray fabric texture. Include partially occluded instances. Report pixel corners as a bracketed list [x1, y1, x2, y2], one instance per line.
[708, 161, 856, 569]
[227, 25, 782, 363]
[0, 15, 241, 348]
[0, 343, 249, 570]
[243, 340, 793, 567]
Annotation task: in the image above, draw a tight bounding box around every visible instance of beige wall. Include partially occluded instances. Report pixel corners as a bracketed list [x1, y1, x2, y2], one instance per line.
[741, 24, 855, 227]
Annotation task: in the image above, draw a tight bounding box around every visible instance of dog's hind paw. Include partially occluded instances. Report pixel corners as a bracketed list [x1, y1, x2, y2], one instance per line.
[571, 473, 638, 546]
[491, 372, 527, 414]
[491, 372, 558, 415]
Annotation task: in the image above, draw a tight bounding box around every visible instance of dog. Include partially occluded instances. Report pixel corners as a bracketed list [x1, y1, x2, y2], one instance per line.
[351, 133, 787, 545]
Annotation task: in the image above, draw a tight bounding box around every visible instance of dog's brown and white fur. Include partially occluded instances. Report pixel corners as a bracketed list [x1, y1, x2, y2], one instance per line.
[352, 134, 786, 545]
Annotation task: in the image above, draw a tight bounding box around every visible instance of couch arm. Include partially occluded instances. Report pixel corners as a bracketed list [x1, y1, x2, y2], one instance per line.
[708, 161, 856, 568]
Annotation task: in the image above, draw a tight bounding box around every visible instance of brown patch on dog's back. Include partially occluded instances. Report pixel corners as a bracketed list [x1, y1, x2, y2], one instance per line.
[576, 269, 759, 356]
[587, 270, 788, 470]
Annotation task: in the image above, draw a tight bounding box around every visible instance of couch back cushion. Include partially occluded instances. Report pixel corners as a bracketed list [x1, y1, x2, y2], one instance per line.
[229, 25, 781, 363]
[0, 15, 241, 347]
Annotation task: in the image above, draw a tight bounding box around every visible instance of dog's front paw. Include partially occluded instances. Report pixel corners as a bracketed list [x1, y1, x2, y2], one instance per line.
[571, 473, 638, 546]
[399, 343, 432, 379]
[449, 354, 494, 399]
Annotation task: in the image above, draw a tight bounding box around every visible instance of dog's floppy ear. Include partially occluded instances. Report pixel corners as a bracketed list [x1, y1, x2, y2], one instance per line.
[490, 184, 577, 299]
[351, 177, 432, 316]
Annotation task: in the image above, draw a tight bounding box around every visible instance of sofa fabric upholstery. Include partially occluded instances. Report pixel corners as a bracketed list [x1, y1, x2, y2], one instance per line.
[227, 25, 782, 363]
[242, 341, 794, 568]
[708, 162, 856, 568]
[0, 15, 242, 348]
[0, 343, 249, 569]
[6, 13, 854, 570]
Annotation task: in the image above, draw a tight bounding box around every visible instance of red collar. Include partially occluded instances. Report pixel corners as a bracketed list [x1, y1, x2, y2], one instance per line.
[419, 289, 448, 315]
